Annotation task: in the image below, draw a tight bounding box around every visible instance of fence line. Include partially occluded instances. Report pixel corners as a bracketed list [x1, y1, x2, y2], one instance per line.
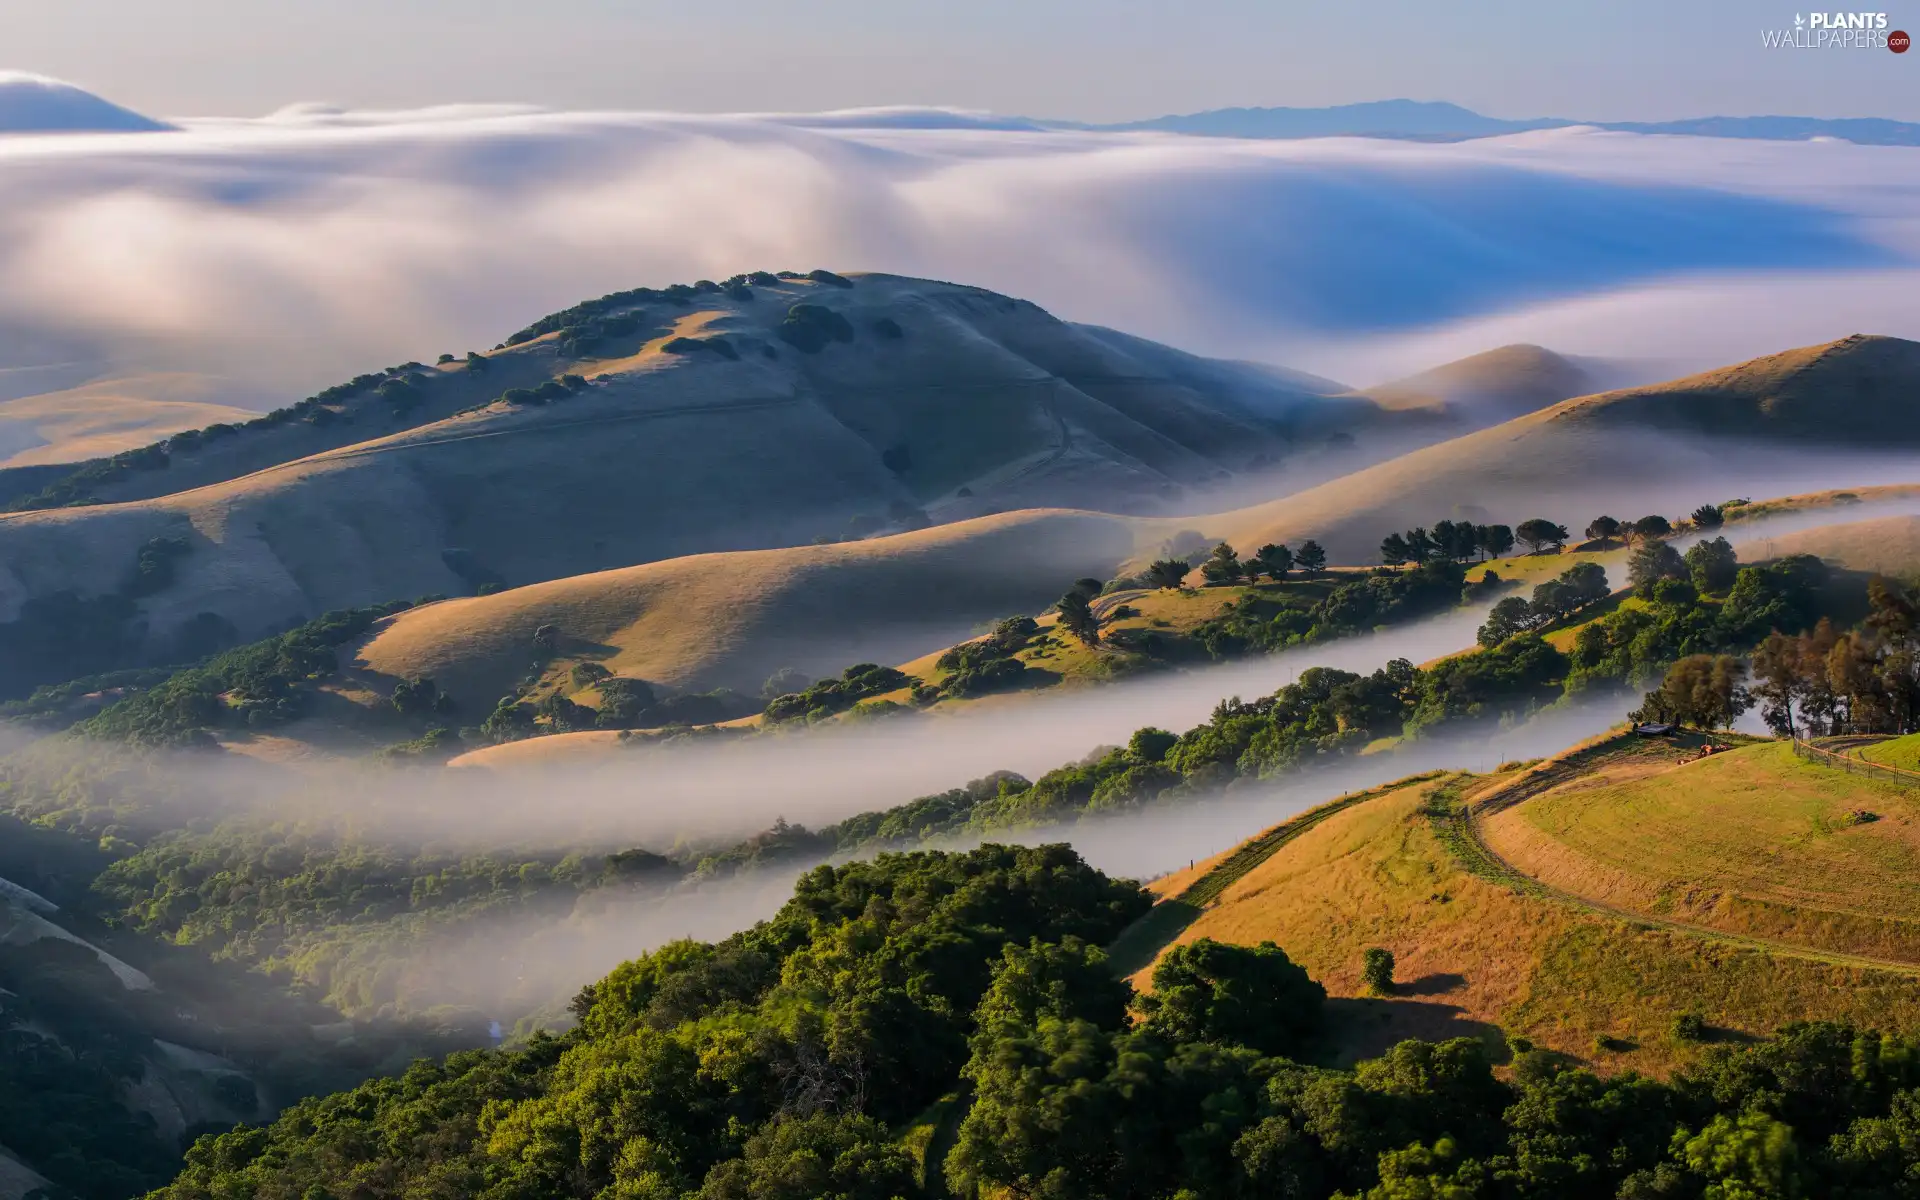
[1790, 738, 1920, 789]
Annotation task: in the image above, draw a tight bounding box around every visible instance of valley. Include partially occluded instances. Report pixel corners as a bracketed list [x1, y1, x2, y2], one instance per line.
[5, 270, 1920, 1199]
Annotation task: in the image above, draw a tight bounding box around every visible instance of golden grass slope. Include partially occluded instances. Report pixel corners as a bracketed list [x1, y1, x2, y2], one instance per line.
[1166, 335, 1920, 566]
[0, 373, 257, 469]
[1143, 740, 1920, 1075]
[353, 508, 1138, 706]
[0, 273, 1391, 652]
[1736, 510, 1920, 576]
[1481, 740, 1920, 965]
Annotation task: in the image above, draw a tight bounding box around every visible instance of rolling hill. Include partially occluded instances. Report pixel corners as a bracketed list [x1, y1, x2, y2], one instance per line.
[1190, 334, 1920, 565]
[0, 373, 257, 469]
[349, 508, 1136, 707]
[1355, 343, 1605, 424]
[1124, 731, 1920, 1075]
[0, 272, 1407, 674]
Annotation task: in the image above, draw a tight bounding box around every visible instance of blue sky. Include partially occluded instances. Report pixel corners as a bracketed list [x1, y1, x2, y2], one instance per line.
[10, 0, 1918, 121]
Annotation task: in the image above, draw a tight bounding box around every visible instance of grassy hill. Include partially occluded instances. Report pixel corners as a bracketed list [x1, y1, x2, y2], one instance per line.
[1737, 509, 1920, 576]
[0, 372, 257, 471]
[1124, 732, 1920, 1075]
[0, 272, 1408, 675]
[1181, 335, 1920, 566]
[1356, 343, 1601, 424]
[350, 508, 1137, 707]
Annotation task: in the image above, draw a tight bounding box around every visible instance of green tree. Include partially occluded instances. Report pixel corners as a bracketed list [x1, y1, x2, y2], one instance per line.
[1135, 937, 1324, 1056]
[1585, 515, 1623, 544]
[1362, 947, 1396, 995]
[1678, 1110, 1802, 1199]
[1296, 541, 1328, 576]
[389, 676, 445, 717]
[1406, 527, 1439, 564]
[1056, 591, 1101, 646]
[1691, 503, 1725, 530]
[1477, 596, 1536, 648]
[1638, 654, 1751, 729]
[1629, 542, 1688, 597]
[1147, 559, 1192, 589]
[1250, 543, 1294, 582]
[1685, 536, 1740, 596]
[1477, 524, 1516, 560]
[1381, 532, 1411, 569]
[1629, 514, 1674, 545]
[1201, 543, 1244, 587]
[1515, 519, 1569, 554]
[696, 1113, 919, 1200]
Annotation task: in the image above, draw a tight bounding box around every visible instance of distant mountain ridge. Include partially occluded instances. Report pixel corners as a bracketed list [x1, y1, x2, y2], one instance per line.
[1063, 99, 1920, 145]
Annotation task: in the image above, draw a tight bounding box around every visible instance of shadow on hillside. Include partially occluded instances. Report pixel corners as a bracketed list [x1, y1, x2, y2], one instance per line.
[1104, 900, 1202, 977]
[1322, 995, 1507, 1068]
[1398, 971, 1467, 997]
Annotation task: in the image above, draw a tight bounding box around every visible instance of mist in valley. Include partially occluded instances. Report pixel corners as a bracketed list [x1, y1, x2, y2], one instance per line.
[26, 490, 1920, 1021]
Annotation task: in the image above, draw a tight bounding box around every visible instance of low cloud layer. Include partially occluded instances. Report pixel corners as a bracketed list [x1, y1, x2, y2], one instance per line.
[0, 84, 1915, 400]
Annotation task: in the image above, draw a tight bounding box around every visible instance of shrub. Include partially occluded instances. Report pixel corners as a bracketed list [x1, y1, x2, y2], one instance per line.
[1362, 946, 1396, 994]
[1671, 1011, 1708, 1042]
[806, 268, 854, 287]
[776, 304, 856, 353]
[872, 316, 904, 339]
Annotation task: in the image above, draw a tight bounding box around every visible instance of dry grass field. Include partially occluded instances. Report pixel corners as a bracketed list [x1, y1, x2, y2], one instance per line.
[1123, 734, 1920, 1075]
[0, 373, 257, 468]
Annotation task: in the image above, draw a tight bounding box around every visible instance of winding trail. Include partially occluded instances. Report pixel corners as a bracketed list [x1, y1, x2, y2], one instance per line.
[1449, 741, 1920, 977]
[1112, 732, 1920, 979]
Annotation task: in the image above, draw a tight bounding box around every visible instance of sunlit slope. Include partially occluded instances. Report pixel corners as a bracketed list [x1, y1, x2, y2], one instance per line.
[0, 273, 1395, 650]
[1141, 739, 1920, 1075]
[1482, 740, 1920, 964]
[1738, 510, 1920, 574]
[1186, 335, 1920, 565]
[354, 508, 1138, 706]
[0, 373, 257, 469]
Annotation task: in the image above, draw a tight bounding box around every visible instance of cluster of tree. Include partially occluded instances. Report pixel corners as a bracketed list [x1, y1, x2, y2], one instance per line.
[1477, 562, 1612, 646]
[142, 835, 1920, 1200]
[150, 844, 1147, 1200]
[1747, 577, 1920, 737]
[776, 303, 858, 353]
[1188, 540, 1324, 586]
[1191, 559, 1473, 659]
[6, 362, 448, 512]
[1381, 519, 1514, 566]
[1634, 653, 1754, 729]
[74, 600, 423, 747]
[92, 825, 634, 1010]
[661, 335, 741, 361]
[933, 615, 1040, 698]
[498, 373, 591, 407]
[1567, 553, 1832, 694]
[501, 277, 751, 347]
[124, 535, 192, 598]
[482, 676, 756, 743]
[0, 665, 180, 731]
[763, 662, 910, 723]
